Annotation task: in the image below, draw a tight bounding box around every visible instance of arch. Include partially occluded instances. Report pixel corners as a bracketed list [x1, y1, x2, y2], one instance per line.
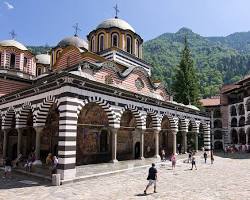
[16, 103, 34, 128]
[239, 128, 246, 144]
[230, 106, 237, 116]
[246, 98, 250, 112]
[199, 121, 211, 151]
[77, 97, 117, 128]
[239, 116, 245, 127]
[34, 96, 58, 127]
[98, 33, 105, 52]
[214, 119, 222, 128]
[238, 104, 245, 115]
[231, 118, 237, 127]
[145, 110, 160, 130]
[126, 34, 132, 54]
[111, 32, 119, 48]
[91, 36, 95, 52]
[160, 114, 177, 130]
[2, 107, 16, 129]
[231, 129, 238, 144]
[119, 105, 143, 129]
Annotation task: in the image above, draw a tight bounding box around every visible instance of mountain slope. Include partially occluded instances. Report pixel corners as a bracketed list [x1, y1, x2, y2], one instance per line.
[143, 28, 250, 98]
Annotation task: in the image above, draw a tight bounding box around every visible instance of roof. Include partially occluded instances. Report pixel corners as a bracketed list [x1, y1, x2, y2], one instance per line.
[57, 36, 88, 49]
[0, 39, 28, 51]
[36, 54, 50, 65]
[96, 18, 135, 32]
[200, 98, 220, 107]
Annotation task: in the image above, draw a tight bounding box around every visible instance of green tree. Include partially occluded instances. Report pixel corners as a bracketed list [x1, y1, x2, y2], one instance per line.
[172, 37, 200, 105]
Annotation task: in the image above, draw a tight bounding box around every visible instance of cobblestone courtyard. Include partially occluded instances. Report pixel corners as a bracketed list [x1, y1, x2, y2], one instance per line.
[1, 153, 250, 200]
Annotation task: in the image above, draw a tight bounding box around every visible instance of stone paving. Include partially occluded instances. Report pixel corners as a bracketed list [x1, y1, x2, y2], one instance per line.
[1, 153, 250, 200]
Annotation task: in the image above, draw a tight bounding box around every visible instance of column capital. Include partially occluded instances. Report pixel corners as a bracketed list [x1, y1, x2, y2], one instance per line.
[34, 126, 43, 133]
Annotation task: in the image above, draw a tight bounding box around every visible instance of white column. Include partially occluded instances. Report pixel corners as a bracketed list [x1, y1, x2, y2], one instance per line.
[17, 129, 22, 156]
[34, 127, 43, 161]
[111, 128, 118, 163]
[171, 129, 177, 155]
[154, 130, 160, 158]
[140, 130, 145, 160]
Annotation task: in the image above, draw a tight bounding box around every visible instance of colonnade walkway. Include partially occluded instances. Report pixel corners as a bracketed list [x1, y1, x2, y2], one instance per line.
[6, 151, 205, 184]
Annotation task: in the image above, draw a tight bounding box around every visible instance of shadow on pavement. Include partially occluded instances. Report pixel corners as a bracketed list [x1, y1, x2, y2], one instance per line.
[214, 151, 250, 159]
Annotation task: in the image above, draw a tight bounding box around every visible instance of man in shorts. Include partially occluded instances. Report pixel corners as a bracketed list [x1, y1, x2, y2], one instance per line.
[144, 163, 157, 195]
[4, 157, 12, 178]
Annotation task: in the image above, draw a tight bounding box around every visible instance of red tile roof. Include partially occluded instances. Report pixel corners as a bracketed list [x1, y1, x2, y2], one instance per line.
[200, 97, 220, 107]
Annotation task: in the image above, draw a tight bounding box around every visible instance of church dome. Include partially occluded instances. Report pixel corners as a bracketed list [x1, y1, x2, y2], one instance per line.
[36, 54, 50, 65]
[96, 18, 135, 33]
[0, 39, 28, 51]
[57, 36, 88, 49]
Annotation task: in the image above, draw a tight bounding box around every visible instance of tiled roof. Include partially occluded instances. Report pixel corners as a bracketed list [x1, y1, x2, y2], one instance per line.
[200, 97, 220, 107]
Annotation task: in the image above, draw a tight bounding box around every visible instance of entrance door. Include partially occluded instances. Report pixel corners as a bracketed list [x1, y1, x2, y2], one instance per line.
[134, 142, 140, 159]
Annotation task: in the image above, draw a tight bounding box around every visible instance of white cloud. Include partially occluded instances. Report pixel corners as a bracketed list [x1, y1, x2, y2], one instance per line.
[4, 1, 14, 10]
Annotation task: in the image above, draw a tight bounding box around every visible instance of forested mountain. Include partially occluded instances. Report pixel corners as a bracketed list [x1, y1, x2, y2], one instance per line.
[28, 28, 250, 98]
[143, 28, 250, 98]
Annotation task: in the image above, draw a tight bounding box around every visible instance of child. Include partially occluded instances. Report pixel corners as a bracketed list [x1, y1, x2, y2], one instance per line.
[171, 153, 176, 170]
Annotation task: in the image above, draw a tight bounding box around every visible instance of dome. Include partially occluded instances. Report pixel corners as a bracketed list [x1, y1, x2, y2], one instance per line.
[0, 39, 28, 51]
[36, 54, 50, 65]
[96, 18, 135, 33]
[57, 36, 88, 49]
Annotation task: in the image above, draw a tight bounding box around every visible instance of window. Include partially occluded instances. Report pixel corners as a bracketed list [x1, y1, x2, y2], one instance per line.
[126, 35, 132, 53]
[100, 130, 108, 152]
[135, 78, 144, 91]
[0, 52, 2, 66]
[24, 57, 28, 69]
[91, 37, 95, 52]
[10, 53, 15, 68]
[136, 39, 140, 57]
[98, 34, 104, 52]
[36, 67, 42, 76]
[111, 33, 119, 47]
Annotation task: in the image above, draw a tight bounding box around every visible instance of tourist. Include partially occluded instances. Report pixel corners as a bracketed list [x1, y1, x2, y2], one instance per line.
[46, 153, 53, 166]
[188, 152, 192, 163]
[52, 156, 58, 174]
[161, 149, 166, 162]
[191, 155, 197, 170]
[144, 163, 157, 195]
[3, 157, 12, 178]
[203, 151, 208, 163]
[171, 153, 176, 170]
[177, 144, 182, 154]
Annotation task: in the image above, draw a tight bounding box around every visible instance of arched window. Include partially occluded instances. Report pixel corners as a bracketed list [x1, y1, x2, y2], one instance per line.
[10, 53, 15, 68]
[239, 117, 245, 127]
[98, 34, 105, 52]
[213, 109, 221, 118]
[238, 104, 245, 115]
[214, 119, 222, 128]
[231, 118, 237, 127]
[247, 114, 250, 125]
[230, 106, 237, 116]
[91, 37, 95, 52]
[214, 130, 222, 139]
[111, 33, 119, 47]
[126, 35, 132, 53]
[246, 99, 250, 111]
[36, 67, 42, 76]
[56, 50, 61, 60]
[136, 39, 140, 57]
[100, 130, 108, 152]
[23, 57, 28, 69]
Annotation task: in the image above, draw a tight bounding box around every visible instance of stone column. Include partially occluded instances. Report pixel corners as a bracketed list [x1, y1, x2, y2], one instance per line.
[140, 129, 145, 160]
[154, 130, 160, 158]
[195, 132, 199, 152]
[246, 133, 249, 145]
[237, 132, 240, 144]
[17, 129, 22, 156]
[34, 127, 43, 161]
[182, 131, 187, 153]
[3, 130, 8, 158]
[171, 129, 177, 155]
[111, 128, 118, 163]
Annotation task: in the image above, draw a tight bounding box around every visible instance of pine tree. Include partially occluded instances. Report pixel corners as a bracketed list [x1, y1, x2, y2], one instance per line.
[172, 37, 200, 106]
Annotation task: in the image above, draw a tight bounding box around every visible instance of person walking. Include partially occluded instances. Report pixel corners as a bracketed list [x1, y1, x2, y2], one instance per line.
[171, 153, 176, 170]
[188, 152, 192, 163]
[161, 149, 166, 162]
[191, 155, 197, 170]
[203, 151, 208, 163]
[144, 163, 157, 195]
[3, 157, 12, 178]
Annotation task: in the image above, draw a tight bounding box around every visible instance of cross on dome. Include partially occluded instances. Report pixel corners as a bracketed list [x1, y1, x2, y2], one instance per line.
[73, 23, 81, 37]
[113, 4, 119, 19]
[9, 30, 17, 39]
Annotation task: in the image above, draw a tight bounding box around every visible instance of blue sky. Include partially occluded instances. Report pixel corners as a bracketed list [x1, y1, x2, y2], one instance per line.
[1, 0, 250, 46]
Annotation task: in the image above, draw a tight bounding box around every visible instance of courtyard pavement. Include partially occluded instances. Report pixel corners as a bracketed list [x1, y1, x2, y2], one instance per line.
[1, 153, 250, 200]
